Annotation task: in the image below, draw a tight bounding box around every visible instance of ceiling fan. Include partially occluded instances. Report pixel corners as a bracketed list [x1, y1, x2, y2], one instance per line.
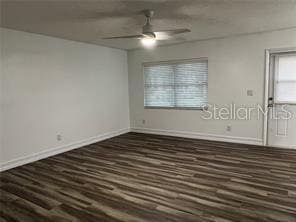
[102, 9, 191, 46]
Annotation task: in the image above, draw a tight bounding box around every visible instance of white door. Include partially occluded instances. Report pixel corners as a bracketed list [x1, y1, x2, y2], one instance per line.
[267, 53, 296, 148]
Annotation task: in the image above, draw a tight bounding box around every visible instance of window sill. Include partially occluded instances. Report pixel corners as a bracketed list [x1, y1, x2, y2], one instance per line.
[144, 106, 207, 111]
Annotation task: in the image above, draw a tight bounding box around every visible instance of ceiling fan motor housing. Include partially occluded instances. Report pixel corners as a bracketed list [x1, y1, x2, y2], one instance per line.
[142, 9, 156, 38]
[142, 23, 155, 38]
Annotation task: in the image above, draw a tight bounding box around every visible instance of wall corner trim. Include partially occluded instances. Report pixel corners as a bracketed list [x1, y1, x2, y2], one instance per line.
[131, 127, 263, 146]
[0, 128, 131, 172]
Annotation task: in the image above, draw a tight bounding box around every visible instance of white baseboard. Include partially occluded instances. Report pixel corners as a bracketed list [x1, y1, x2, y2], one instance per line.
[266, 144, 296, 150]
[0, 127, 265, 172]
[131, 127, 263, 146]
[0, 128, 130, 172]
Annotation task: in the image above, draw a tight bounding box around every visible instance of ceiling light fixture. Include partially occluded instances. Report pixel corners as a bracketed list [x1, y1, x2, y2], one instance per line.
[141, 38, 156, 48]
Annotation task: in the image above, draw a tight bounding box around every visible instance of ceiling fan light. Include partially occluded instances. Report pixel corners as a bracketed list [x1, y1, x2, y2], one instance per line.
[141, 38, 156, 48]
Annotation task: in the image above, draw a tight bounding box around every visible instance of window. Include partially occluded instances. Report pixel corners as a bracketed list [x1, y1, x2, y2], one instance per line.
[274, 54, 296, 103]
[144, 59, 208, 109]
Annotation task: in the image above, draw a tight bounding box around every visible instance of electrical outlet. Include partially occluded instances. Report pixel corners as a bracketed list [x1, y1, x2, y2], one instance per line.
[247, 90, 253, 96]
[142, 119, 146, 125]
[57, 134, 62, 141]
[226, 125, 232, 132]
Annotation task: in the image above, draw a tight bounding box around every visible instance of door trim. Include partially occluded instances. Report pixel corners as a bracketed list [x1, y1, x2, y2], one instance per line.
[263, 47, 296, 146]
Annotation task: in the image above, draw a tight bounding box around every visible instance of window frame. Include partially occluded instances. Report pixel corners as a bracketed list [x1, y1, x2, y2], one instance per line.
[273, 53, 296, 105]
[142, 58, 208, 110]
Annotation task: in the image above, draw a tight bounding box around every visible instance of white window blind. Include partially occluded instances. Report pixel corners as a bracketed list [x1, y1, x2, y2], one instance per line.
[144, 59, 208, 108]
[274, 55, 296, 103]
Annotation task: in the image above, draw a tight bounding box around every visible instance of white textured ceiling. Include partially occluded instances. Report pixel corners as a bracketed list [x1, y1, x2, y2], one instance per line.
[1, 0, 296, 50]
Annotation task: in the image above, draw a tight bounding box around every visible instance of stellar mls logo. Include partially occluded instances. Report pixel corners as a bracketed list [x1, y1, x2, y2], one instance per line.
[201, 103, 293, 120]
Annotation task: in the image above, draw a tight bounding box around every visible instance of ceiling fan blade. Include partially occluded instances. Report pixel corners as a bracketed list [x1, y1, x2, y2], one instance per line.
[154, 28, 191, 40]
[154, 28, 191, 35]
[102, 34, 144, 39]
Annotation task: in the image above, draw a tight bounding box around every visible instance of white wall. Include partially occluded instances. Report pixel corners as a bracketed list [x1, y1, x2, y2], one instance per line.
[0, 31, 3, 157]
[0, 28, 129, 169]
[128, 28, 296, 144]
[1, 27, 295, 170]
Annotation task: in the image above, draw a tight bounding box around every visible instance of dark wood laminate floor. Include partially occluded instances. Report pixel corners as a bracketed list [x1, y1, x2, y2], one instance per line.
[1, 133, 296, 222]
